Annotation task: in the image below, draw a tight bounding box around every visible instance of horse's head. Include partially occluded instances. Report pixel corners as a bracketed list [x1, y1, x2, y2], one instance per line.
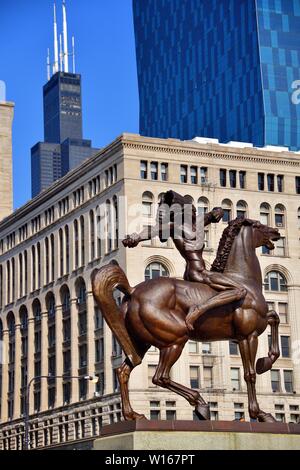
[243, 218, 281, 250]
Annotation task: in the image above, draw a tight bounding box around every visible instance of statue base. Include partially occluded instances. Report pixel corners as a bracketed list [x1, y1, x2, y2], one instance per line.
[93, 420, 300, 450]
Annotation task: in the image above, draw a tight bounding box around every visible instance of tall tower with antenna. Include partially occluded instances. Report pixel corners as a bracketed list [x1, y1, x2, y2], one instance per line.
[31, 1, 99, 198]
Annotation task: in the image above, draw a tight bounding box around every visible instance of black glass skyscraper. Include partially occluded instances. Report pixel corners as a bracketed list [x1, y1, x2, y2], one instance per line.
[31, 2, 99, 197]
[133, 0, 300, 150]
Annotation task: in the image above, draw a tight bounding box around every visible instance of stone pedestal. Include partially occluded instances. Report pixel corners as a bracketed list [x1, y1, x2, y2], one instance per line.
[93, 420, 300, 450]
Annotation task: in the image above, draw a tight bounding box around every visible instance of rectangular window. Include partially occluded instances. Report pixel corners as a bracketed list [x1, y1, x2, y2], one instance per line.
[278, 303, 288, 324]
[188, 341, 198, 353]
[281, 336, 290, 358]
[284, 370, 293, 393]
[277, 175, 284, 192]
[190, 166, 198, 184]
[229, 170, 237, 188]
[239, 171, 246, 189]
[203, 367, 213, 389]
[161, 163, 168, 181]
[220, 169, 226, 187]
[200, 167, 208, 184]
[274, 237, 285, 256]
[202, 342, 211, 354]
[140, 161, 147, 179]
[180, 165, 187, 183]
[150, 409, 161, 420]
[267, 174, 275, 191]
[271, 369, 280, 392]
[166, 410, 176, 420]
[275, 213, 284, 227]
[275, 413, 285, 422]
[258, 173, 265, 191]
[231, 368, 240, 390]
[150, 162, 158, 180]
[229, 341, 239, 355]
[296, 176, 300, 194]
[190, 366, 200, 389]
[234, 411, 245, 421]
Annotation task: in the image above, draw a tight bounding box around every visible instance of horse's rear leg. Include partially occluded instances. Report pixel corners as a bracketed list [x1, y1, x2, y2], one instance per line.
[239, 335, 276, 423]
[256, 310, 280, 374]
[117, 356, 147, 421]
[153, 343, 210, 420]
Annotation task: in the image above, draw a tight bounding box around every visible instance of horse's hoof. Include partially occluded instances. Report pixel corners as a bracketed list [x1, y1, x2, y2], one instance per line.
[257, 412, 276, 423]
[194, 404, 210, 420]
[256, 357, 272, 374]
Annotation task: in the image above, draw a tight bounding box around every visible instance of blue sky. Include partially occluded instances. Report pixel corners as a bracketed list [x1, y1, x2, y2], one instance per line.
[0, 0, 139, 209]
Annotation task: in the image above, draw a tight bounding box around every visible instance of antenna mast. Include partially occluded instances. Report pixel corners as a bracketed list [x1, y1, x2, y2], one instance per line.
[47, 49, 51, 81]
[62, 0, 69, 72]
[53, 3, 59, 74]
[72, 36, 76, 73]
[59, 34, 63, 71]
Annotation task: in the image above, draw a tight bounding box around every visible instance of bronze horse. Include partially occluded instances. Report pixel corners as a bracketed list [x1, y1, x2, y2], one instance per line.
[92, 218, 281, 422]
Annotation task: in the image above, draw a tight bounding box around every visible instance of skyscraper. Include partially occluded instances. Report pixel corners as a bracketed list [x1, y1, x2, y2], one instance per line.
[133, 0, 300, 150]
[0, 100, 14, 221]
[31, 2, 99, 197]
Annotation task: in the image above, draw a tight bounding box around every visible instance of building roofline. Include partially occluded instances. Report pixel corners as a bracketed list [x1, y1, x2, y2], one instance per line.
[1, 132, 300, 231]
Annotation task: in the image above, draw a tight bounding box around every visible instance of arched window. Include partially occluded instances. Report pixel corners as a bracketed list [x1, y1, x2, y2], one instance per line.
[45, 237, 50, 284]
[11, 258, 15, 301]
[260, 203, 271, 226]
[37, 243, 41, 289]
[236, 200, 247, 219]
[7, 312, 15, 337]
[74, 220, 79, 269]
[46, 292, 56, 318]
[6, 260, 10, 304]
[222, 199, 232, 223]
[80, 216, 85, 266]
[113, 196, 119, 249]
[89, 210, 95, 261]
[106, 200, 112, 253]
[197, 197, 209, 216]
[19, 306, 28, 331]
[32, 246, 36, 291]
[24, 250, 28, 295]
[50, 234, 55, 281]
[275, 204, 285, 228]
[60, 285, 70, 314]
[59, 229, 64, 277]
[142, 192, 154, 217]
[19, 254, 23, 298]
[33, 299, 42, 322]
[65, 225, 70, 274]
[145, 262, 169, 280]
[264, 271, 287, 292]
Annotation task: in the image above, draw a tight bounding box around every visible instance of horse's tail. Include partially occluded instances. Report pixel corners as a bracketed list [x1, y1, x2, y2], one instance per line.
[91, 261, 142, 367]
[256, 310, 280, 374]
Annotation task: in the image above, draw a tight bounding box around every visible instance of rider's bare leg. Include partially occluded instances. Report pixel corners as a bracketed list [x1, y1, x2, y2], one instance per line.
[185, 272, 247, 331]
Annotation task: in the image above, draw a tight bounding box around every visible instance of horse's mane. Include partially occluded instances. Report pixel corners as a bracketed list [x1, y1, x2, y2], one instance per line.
[211, 217, 248, 273]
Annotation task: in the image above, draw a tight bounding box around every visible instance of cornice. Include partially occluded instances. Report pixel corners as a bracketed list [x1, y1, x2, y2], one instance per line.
[122, 140, 300, 167]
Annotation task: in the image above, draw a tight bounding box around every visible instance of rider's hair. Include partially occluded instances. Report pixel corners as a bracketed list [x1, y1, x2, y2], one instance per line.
[211, 217, 247, 273]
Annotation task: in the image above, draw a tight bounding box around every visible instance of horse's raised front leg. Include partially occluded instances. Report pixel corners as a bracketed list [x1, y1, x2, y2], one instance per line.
[117, 357, 147, 421]
[256, 310, 280, 374]
[239, 335, 276, 423]
[152, 343, 210, 420]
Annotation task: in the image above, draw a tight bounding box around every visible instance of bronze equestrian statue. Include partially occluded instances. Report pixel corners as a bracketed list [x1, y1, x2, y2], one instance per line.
[92, 193, 281, 423]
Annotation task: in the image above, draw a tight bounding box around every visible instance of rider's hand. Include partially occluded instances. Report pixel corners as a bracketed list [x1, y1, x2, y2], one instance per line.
[122, 233, 141, 248]
[211, 207, 224, 223]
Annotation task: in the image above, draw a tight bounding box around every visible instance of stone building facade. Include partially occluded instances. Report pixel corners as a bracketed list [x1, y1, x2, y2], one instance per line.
[0, 134, 299, 449]
[0, 101, 14, 222]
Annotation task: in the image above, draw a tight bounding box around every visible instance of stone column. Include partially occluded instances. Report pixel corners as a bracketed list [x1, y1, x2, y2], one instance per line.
[55, 304, 63, 407]
[1, 330, 9, 422]
[40, 312, 48, 410]
[70, 299, 79, 402]
[86, 292, 96, 398]
[13, 324, 21, 419]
